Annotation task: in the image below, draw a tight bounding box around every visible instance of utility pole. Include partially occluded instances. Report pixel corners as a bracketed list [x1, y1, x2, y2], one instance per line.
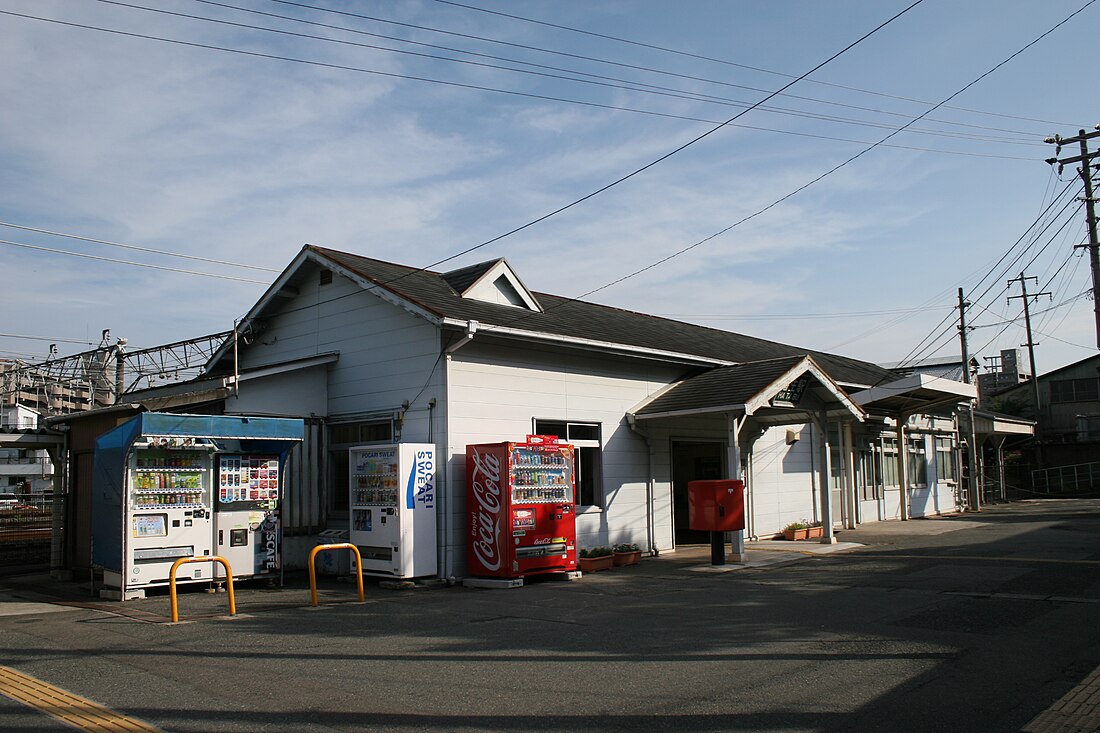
[1044, 126, 1100, 347]
[958, 287, 972, 384]
[957, 287, 980, 511]
[1007, 273, 1051, 417]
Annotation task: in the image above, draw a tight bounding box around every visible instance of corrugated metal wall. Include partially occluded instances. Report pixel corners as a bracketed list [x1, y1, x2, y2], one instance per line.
[283, 417, 326, 535]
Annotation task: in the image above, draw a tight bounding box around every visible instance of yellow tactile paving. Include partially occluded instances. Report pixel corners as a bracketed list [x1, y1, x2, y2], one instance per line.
[0, 665, 163, 732]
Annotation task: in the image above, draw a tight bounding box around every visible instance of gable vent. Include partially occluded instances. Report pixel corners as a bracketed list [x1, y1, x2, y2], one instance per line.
[319, 268, 333, 285]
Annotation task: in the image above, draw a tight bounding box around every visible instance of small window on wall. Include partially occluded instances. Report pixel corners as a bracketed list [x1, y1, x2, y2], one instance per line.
[908, 437, 928, 487]
[881, 439, 899, 487]
[935, 437, 956, 482]
[328, 419, 394, 513]
[534, 420, 603, 508]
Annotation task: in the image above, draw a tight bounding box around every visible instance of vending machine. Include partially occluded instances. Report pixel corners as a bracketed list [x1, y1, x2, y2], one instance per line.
[213, 454, 282, 580]
[92, 413, 303, 599]
[466, 435, 577, 579]
[348, 443, 436, 578]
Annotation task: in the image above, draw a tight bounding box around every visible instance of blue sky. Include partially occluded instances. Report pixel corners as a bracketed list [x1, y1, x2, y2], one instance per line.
[2, 0, 1097, 378]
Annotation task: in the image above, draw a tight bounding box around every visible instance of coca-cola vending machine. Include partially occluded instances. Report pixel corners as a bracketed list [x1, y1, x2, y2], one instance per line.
[466, 435, 577, 579]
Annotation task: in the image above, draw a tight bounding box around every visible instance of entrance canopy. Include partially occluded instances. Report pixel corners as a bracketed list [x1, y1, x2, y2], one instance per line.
[850, 373, 976, 416]
[628, 355, 865, 427]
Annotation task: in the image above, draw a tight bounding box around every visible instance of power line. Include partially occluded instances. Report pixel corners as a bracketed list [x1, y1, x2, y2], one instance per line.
[1, 6, 1038, 168]
[89, 0, 1045, 150]
[0, 221, 281, 272]
[0, 238, 270, 284]
[0, 333, 98, 346]
[654, 305, 953, 321]
[428, 0, 1086, 130]
[191, 0, 1047, 143]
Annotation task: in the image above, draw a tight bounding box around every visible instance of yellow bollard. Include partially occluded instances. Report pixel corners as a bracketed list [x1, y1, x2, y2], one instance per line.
[169, 556, 235, 623]
[308, 543, 365, 607]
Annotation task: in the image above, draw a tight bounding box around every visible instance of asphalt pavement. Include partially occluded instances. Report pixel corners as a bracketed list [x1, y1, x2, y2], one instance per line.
[1, 499, 1098, 733]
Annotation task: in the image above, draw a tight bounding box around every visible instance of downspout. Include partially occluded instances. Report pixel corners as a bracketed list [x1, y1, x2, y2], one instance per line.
[626, 414, 657, 557]
[440, 321, 478, 581]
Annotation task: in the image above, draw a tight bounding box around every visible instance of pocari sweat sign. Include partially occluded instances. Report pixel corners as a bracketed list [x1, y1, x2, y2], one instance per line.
[405, 447, 435, 510]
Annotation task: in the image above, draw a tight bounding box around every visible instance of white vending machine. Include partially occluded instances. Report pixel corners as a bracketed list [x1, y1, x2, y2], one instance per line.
[124, 439, 216, 592]
[213, 454, 282, 580]
[348, 443, 437, 578]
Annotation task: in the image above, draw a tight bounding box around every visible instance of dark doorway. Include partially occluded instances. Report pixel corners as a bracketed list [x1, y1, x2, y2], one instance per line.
[671, 441, 725, 545]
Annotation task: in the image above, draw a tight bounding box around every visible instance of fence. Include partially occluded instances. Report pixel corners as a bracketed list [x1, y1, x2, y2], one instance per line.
[0, 499, 58, 573]
[1030, 461, 1100, 496]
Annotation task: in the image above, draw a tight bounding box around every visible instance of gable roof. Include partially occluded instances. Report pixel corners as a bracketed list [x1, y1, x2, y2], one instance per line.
[216, 245, 896, 389]
[312, 246, 894, 388]
[629, 355, 865, 425]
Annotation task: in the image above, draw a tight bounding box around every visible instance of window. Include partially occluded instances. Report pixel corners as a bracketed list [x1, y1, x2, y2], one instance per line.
[1050, 378, 1100, 403]
[908, 437, 927, 487]
[857, 448, 881, 500]
[935, 436, 956, 482]
[881, 438, 899, 488]
[534, 420, 603, 508]
[328, 419, 393, 513]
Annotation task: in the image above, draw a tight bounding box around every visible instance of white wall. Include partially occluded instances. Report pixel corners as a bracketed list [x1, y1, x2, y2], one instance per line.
[226, 365, 328, 417]
[445, 339, 687, 575]
[237, 266, 444, 424]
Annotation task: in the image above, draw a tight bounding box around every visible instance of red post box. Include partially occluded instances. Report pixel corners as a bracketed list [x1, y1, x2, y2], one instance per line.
[688, 479, 745, 532]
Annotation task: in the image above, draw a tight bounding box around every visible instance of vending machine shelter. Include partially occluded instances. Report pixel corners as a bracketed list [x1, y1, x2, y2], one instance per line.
[92, 413, 304, 599]
[466, 435, 577, 579]
[348, 443, 437, 578]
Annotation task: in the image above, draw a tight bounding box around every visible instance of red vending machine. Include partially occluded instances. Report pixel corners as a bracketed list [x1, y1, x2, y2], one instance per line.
[466, 435, 577, 579]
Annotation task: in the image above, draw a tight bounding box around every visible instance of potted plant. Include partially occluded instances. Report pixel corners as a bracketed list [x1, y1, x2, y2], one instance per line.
[807, 521, 824, 539]
[782, 521, 810, 541]
[578, 546, 614, 573]
[612, 542, 642, 566]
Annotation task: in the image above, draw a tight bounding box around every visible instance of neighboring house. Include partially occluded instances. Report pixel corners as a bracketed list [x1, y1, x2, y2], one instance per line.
[52, 245, 1031, 578]
[0, 405, 54, 495]
[987, 353, 1100, 495]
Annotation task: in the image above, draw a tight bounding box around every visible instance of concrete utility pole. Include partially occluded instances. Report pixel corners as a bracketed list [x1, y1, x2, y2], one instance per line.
[958, 287, 971, 384]
[1044, 127, 1100, 347]
[957, 287, 980, 511]
[1007, 273, 1050, 417]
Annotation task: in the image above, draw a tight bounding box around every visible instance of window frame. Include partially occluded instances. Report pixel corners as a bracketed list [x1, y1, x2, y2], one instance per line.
[327, 419, 394, 515]
[533, 419, 604, 509]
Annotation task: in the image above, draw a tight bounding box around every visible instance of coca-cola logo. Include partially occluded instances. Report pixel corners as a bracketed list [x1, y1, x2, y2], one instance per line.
[470, 449, 502, 571]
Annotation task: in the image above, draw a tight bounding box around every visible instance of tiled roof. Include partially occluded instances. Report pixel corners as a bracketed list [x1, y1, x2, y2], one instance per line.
[309, 246, 895, 388]
[633, 356, 806, 416]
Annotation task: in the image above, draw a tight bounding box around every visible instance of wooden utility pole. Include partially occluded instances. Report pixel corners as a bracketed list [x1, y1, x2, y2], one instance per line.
[1044, 127, 1100, 347]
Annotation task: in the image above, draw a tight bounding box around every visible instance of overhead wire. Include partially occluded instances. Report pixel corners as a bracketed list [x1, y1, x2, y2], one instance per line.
[190, 0, 1049, 144]
[85, 0, 1047, 151]
[0, 221, 281, 272]
[0, 238, 270, 284]
[428, 0, 1084, 129]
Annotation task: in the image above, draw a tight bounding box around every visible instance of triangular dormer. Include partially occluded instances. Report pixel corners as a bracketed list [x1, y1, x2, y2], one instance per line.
[441, 258, 543, 312]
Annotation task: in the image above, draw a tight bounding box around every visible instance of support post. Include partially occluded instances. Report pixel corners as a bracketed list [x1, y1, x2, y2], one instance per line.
[842, 421, 857, 529]
[725, 413, 746, 563]
[897, 420, 909, 521]
[815, 411, 837, 544]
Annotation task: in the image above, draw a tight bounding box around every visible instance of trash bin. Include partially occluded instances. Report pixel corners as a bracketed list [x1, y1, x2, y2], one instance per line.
[314, 529, 351, 576]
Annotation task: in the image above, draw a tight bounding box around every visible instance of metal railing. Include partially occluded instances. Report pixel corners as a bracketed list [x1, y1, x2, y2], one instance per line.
[1031, 461, 1100, 495]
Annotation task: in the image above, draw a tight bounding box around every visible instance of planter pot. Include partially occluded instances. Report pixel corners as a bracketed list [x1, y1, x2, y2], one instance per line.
[807, 526, 824, 539]
[613, 550, 641, 567]
[579, 555, 615, 573]
[782, 528, 810, 541]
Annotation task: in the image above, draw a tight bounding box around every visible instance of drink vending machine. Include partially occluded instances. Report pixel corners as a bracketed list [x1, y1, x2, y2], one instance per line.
[92, 413, 303, 599]
[348, 443, 436, 578]
[466, 435, 577, 579]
